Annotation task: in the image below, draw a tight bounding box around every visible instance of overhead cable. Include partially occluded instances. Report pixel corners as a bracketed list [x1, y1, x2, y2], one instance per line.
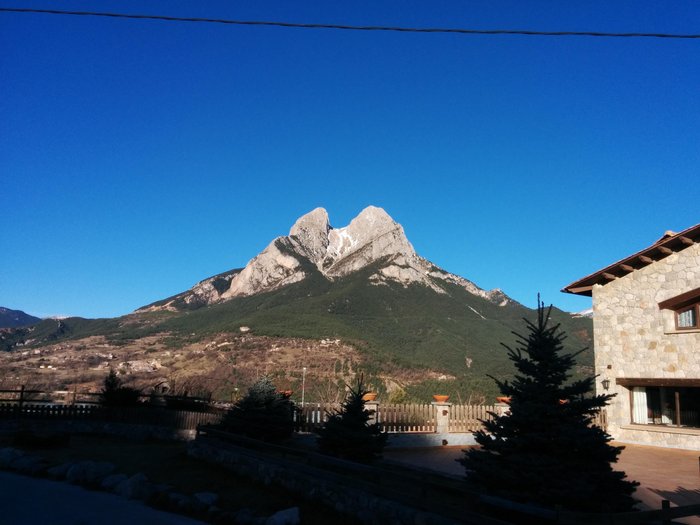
[1, 7, 699, 40]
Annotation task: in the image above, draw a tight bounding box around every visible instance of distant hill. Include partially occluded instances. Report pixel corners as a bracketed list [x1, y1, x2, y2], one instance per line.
[0, 207, 592, 400]
[155, 258, 593, 396]
[0, 307, 40, 328]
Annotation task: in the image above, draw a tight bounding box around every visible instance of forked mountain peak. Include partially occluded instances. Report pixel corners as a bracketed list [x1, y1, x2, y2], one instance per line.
[138, 206, 511, 312]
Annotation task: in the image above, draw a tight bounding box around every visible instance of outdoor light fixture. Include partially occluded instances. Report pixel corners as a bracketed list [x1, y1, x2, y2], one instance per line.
[601, 378, 611, 391]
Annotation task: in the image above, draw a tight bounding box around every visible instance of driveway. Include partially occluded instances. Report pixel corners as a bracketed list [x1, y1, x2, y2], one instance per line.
[385, 442, 700, 524]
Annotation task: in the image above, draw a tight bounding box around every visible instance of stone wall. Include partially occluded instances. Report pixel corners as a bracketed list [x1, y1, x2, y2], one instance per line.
[592, 242, 700, 450]
[188, 436, 468, 525]
[0, 419, 196, 442]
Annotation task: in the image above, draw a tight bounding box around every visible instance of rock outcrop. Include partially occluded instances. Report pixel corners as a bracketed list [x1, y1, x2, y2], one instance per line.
[289, 207, 331, 263]
[139, 206, 511, 311]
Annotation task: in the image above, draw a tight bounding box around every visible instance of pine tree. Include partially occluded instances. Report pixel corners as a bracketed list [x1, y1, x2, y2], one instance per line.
[316, 377, 388, 463]
[219, 377, 296, 442]
[460, 299, 638, 512]
[99, 369, 141, 407]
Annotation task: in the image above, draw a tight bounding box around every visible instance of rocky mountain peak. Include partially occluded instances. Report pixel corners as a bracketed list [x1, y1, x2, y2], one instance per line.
[324, 206, 416, 276]
[139, 206, 512, 312]
[350, 205, 393, 228]
[289, 207, 331, 262]
[289, 207, 330, 238]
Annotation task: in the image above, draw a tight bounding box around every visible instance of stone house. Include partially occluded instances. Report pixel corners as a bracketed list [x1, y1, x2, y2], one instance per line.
[563, 223, 700, 450]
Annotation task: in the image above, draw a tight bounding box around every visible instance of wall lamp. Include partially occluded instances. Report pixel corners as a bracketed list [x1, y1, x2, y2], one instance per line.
[601, 378, 611, 391]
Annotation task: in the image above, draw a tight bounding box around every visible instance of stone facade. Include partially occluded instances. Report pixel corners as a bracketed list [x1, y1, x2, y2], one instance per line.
[592, 242, 700, 450]
[188, 436, 467, 525]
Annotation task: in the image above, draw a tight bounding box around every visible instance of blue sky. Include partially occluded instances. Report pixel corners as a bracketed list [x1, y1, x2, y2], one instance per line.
[2, 1, 699, 318]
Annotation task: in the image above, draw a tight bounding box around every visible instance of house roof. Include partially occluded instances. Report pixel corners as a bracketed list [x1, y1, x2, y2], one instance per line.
[562, 223, 700, 296]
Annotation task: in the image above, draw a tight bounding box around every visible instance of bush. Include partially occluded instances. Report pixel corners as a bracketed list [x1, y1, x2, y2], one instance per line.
[218, 377, 296, 442]
[99, 369, 142, 407]
[316, 377, 388, 463]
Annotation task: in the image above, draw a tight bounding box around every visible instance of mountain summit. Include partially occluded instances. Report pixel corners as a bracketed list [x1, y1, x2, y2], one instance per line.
[140, 206, 509, 312]
[1, 207, 592, 400]
[0, 307, 40, 329]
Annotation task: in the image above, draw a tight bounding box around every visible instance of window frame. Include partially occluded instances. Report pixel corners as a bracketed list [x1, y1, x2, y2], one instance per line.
[625, 383, 700, 428]
[675, 302, 700, 330]
[659, 287, 700, 331]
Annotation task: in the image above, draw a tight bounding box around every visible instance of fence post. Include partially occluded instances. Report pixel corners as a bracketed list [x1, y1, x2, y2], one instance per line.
[18, 385, 25, 412]
[433, 400, 451, 434]
[365, 400, 379, 425]
[662, 500, 671, 525]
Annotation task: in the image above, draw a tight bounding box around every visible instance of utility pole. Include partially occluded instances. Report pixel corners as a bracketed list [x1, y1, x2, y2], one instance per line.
[301, 367, 307, 408]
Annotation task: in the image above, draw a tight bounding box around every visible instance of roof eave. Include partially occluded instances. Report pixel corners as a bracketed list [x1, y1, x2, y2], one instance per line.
[562, 223, 700, 296]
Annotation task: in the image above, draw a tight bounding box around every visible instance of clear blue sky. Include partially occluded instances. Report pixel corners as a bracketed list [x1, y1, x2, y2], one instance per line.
[2, 1, 699, 319]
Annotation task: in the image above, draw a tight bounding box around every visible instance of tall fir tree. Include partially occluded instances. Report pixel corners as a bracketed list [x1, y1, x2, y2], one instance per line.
[460, 299, 638, 512]
[316, 377, 388, 463]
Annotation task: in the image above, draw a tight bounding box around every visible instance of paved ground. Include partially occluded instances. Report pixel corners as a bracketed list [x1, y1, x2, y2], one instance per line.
[615, 443, 700, 524]
[3, 441, 697, 524]
[0, 471, 207, 525]
[384, 442, 700, 524]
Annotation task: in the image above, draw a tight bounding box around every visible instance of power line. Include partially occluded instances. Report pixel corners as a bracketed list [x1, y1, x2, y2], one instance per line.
[1, 6, 699, 40]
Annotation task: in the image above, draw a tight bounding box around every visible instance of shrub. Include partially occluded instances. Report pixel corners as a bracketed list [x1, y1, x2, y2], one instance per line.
[218, 377, 296, 442]
[316, 377, 388, 463]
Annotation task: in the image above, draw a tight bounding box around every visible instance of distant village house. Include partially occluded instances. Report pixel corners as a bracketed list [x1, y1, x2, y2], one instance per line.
[564, 223, 700, 450]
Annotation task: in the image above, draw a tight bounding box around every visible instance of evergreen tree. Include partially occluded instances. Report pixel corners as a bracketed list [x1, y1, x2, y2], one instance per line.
[316, 377, 388, 463]
[219, 377, 296, 442]
[99, 369, 141, 407]
[460, 299, 638, 512]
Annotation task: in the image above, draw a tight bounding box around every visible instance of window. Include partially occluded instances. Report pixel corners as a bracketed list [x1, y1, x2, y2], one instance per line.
[629, 385, 700, 428]
[677, 304, 699, 329]
[659, 287, 700, 331]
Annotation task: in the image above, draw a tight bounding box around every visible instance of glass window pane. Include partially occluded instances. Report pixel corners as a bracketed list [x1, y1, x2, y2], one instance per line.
[632, 387, 649, 424]
[631, 386, 700, 428]
[678, 307, 697, 328]
[659, 387, 675, 425]
[679, 387, 700, 428]
[647, 387, 662, 424]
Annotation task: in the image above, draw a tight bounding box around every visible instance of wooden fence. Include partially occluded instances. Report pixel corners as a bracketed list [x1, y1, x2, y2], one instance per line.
[295, 402, 501, 433]
[377, 403, 440, 432]
[448, 403, 496, 432]
[591, 407, 607, 430]
[295, 403, 336, 433]
[0, 402, 223, 430]
[0, 388, 607, 434]
[0, 387, 100, 405]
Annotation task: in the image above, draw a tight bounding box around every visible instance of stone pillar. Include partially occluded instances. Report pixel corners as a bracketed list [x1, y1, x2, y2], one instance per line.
[494, 401, 510, 417]
[433, 402, 451, 434]
[365, 401, 379, 425]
